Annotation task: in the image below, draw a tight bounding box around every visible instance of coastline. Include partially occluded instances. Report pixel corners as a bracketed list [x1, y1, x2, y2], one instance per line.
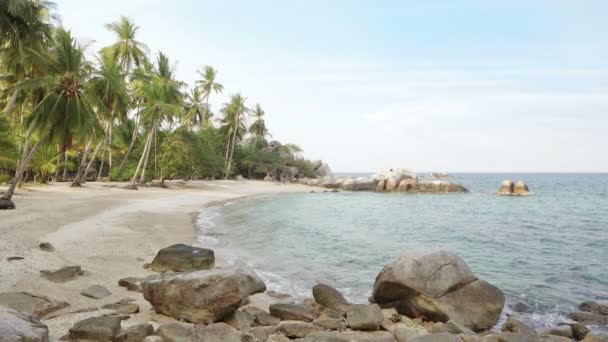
[0, 179, 314, 340]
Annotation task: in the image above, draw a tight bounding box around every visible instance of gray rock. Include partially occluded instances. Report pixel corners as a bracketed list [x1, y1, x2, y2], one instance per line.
[559, 322, 589, 340]
[511, 301, 532, 313]
[579, 301, 608, 316]
[248, 309, 281, 326]
[155, 323, 193, 341]
[300, 330, 398, 341]
[143, 264, 266, 324]
[540, 325, 572, 339]
[39, 266, 83, 283]
[38, 242, 55, 252]
[115, 323, 155, 342]
[583, 334, 608, 342]
[501, 317, 537, 337]
[569, 311, 608, 325]
[312, 283, 350, 314]
[68, 315, 122, 341]
[482, 332, 537, 342]
[268, 333, 291, 342]
[279, 320, 324, 338]
[101, 302, 139, 314]
[193, 322, 243, 342]
[345, 304, 383, 331]
[252, 326, 268, 341]
[0, 292, 69, 318]
[118, 276, 148, 292]
[150, 244, 215, 273]
[0, 305, 49, 342]
[372, 250, 505, 332]
[313, 315, 347, 330]
[269, 303, 315, 322]
[393, 323, 429, 342]
[224, 310, 255, 330]
[81, 285, 112, 299]
[411, 332, 461, 342]
[443, 320, 476, 335]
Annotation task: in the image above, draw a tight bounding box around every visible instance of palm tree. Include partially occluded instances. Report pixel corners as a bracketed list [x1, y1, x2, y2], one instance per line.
[104, 16, 148, 72]
[195, 65, 223, 127]
[249, 103, 268, 148]
[182, 87, 207, 129]
[1, 28, 98, 209]
[220, 94, 248, 179]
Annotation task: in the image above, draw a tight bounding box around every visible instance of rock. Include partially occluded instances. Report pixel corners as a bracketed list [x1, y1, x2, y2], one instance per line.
[246, 292, 294, 312]
[118, 277, 146, 292]
[498, 180, 530, 196]
[248, 309, 281, 326]
[583, 334, 608, 342]
[313, 315, 347, 330]
[569, 311, 608, 325]
[559, 322, 589, 340]
[101, 303, 139, 314]
[341, 178, 377, 191]
[150, 244, 215, 273]
[501, 317, 537, 337]
[0, 305, 49, 342]
[38, 242, 55, 252]
[0, 198, 16, 210]
[193, 322, 244, 342]
[155, 323, 193, 341]
[269, 303, 315, 322]
[410, 332, 461, 342]
[268, 333, 291, 342]
[376, 179, 386, 191]
[279, 167, 299, 182]
[397, 179, 418, 192]
[123, 183, 138, 190]
[421, 180, 468, 193]
[0, 292, 69, 318]
[236, 175, 245, 181]
[142, 337, 164, 342]
[68, 315, 122, 341]
[321, 178, 340, 189]
[540, 325, 572, 339]
[373, 169, 417, 182]
[142, 264, 266, 324]
[115, 323, 155, 342]
[393, 323, 429, 342]
[81, 285, 112, 299]
[252, 326, 268, 341]
[6, 256, 24, 261]
[385, 177, 400, 191]
[279, 320, 324, 338]
[372, 250, 505, 332]
[497, 180, 514, 195]
[224, 310, 255, 330]
[300, 330, 397, 341]
[513, 181, 530, 195]
[443, 320, 476, 335]
[511, 301, 532, 313]
[579, 301, 608, 315]
[540, 335, 574, 342]
[315, 162, 333, 178]
[39, 266, 83, 283]
[482, 332, 537, 342]
[312, 283, 350, 313]
[345, 304, 384, 331]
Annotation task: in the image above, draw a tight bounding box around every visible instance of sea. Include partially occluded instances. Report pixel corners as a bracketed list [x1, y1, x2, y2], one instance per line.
[196, 173, 608, 332]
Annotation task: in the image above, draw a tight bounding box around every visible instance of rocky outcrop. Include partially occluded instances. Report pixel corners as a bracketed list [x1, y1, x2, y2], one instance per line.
[142, 264, 266, 324]
[150, 243, 215, 273]
[0, 305, 49, 342]
[0, 292, 69, 318]
[314, 161, 333, 178]
[498, 180, 531, 196]
[372, 250, 505, 332]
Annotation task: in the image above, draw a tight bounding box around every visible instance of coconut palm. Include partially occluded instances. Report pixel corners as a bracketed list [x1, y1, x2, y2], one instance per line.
[249, 103, 268, 148]
[182, 87, 208, 129]
[220, 93, 248, 179]
[1, 28, 99, 209]
[195, 65, 223, 127]
[104, 16, 148, 72]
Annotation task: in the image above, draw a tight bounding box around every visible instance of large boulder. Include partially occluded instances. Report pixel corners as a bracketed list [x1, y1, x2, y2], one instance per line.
[498, 180, 530, 196]
[372, 168, 416, 181]
[497, 180, 514, 195]
[569, 311, 608, 325]
[341, 177, 377, 191]
[314, 161, 333, 178]
[312, 283, 350, 313]
[417, 181, 468, 193]
[269, 303, 315, 322]
[0, 292, 69, 318]
[142, 264, 266, 324]
[579, 301, 608, 315]
[0, 305, 49, 342]
[68, 315, 122, 341]
[345, 304, 384, 331]
[150, 244, 215, 273]
[372, 250, 505, 332]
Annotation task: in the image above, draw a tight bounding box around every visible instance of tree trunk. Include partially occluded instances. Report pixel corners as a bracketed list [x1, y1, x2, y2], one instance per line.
[108, 124, 113, 181]
[97, 142, 107, 181]
[117, 115, 140, 179]
[130, 117, 155, 185]
[79, 136, 104, 184]
[2, 89, 19, 118]
[224, 126, 238, 179]
[70, 138, 93, 187]
[139, 121, 157, 184]
[62, 148, 69, 181]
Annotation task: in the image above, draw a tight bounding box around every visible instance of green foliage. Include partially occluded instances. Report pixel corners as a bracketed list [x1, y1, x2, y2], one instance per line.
[0, 117, 18, 168]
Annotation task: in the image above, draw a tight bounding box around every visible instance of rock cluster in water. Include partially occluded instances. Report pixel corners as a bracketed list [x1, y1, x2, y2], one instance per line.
[1, 243, 606, 341]
[497, 180, 531, 196]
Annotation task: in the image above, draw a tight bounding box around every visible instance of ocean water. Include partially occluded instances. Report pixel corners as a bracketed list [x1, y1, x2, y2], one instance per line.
[197, 173, 608, 331]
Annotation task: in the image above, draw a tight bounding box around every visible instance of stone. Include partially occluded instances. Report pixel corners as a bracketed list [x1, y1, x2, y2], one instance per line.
[155, 323, 193, 341]
[300, 330, 397, 341]
[81, 285, 112, 299]
[246, 308, 281, 326]
[101, 303, 139, 314]
[268, 333, 291, 342]
[321, 178, 341, 189]
[38, 242, 55, 252]
[315, 162, 333, 178]
[269, 303, 315, 322]
[150, 243, 215, 273]
[482, 332, 537, 342]
[386, 177, 400, 191]
[513, 181, 530, 195]
[540, 335, 574, 342]
[279, 320, 324, 338]
[443, 320, 476, 335]
[376, 179, 386, 191]
[312, 283, 350, 314]
[142, 264, 266, 324]
[410, 332, 461, 342]
[373, 169, 417, 182]
[224, 310, 255, 330]
[569, 311, 608, 325]
[559, 322, 589, 340]
[313, 315, 347, 330]
[501, 317, 537, 337]
[251, 326, 268, 340]
[193, 322, 243, 342]
[0, 292, 69, 318]
[393, 323, 429, 342]
[68, 315, 122, 341]
[0, 305, 49, 342]
[341, 178, 377, 191]
[579, 301, 608, 315]
[345, 304, 384, 331]
[397, 179, 418, 192]
[497, 180, 514, 195]
[540, 325, 572, 339]
[39, 266, 83, 283]
[142, 337, 164, 342]
[115, 323, 155, 342]
[118, 276, 148, 292]
[372, 250, 504, 332]
[583, 334, 608, 342]
[511, 301, 532, 313]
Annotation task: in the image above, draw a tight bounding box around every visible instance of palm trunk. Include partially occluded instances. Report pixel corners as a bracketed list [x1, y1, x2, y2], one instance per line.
[140, 121, 157, 184]
[224, 126, 238, 179]
[79, 136, 105, 184]
[117, 114, 140, 179]
[62, 148, 69, 181]
[108, 124, 113, 181]
[130, 114, 157, 185]
[2, 89, 19, 117]
[97, 142, 107, 181]
[54, 152, 61, 182]
[70, 138, 93, 187]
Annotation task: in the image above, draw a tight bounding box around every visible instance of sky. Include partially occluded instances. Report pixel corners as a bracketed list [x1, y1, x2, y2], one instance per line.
[56, 0, 608, 172]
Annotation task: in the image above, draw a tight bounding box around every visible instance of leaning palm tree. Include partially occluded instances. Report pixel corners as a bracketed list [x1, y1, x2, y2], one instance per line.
[220, 94, 248, 179]
[195, 65, 223, 127]
[249, 103, 268, 148]
[104, 16, 148, 72]
[1, 28, 98, 209]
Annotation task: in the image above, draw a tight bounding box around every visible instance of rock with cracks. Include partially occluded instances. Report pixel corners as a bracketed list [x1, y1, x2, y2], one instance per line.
[150, 243, 215, 273]
[0, 305, 49, 342]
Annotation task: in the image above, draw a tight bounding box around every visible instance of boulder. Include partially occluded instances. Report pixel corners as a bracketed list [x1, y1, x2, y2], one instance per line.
[150, 244, 215, 273]
[68, 315, 122, 341]
[247, 309, 281, 326]
[498, 180, 530, 196]
[376, 179, 386, 191]
[155, 323, 193, 341]
[397, 179, 418, 192]
[81, 285, 112, 299]
[315, 162, 333, 178]
[279, 167, 299, 182]
[569, 311, 608, 325]
[540, 325, 572, 339]
[313, 315, 347, 330]
[39, 266, 83, 283]
[0, 305, 49, 342]
[300, 330, 397, 341]
[372, 250, 505, 332]
[558, 322, 589, 340]
[0, 292, 69, 318]
[385, 177, 401, 191]
[115, 323, 155, 342]
[341, 178, 377, 191]
[101, 302, 139, 314]
[345, 304, 384, 331]
[421, 181, 468, 193]
[513, 181, 530, 195]
[511, 301, 532, 313]
[193, 322, 244, 342]
[501, 317, 537, 337]
[583, 334, 608, 342]
[497, 180, 514, 195]
[142, 264, 266, 324]
[579, 301, 608, 315]
[321, 178, 341, 189]
[269, 303, 315, 322]
[279, 320, 324, 338]
[118, 276, 159, 293]
[224, 310, 255, 330]
[312, 283, 350, 314]
[393, 323, 429, 342]
[372, 169, 417, 182]
[410, 332, 461, 342]
[142, 337, 164, 342]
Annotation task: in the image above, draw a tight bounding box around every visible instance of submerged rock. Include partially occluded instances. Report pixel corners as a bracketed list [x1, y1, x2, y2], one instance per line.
[143, 264, 266, 324]
[150, 243, 215, 273]
[372, 250, 505, 332]
[0, 305, 49, 342]
[579, 301, 608, 316]
[497, 180, 530, 196]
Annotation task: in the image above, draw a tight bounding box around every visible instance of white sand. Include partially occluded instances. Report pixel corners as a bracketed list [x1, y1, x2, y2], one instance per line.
[0, 180, 313, 340]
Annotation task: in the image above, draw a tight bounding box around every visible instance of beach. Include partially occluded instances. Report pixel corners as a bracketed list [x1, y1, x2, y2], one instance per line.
[0, 180, 313, 340]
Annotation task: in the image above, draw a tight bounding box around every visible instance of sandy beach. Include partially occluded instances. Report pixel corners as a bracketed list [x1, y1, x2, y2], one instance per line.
[0, 180, 313, 340]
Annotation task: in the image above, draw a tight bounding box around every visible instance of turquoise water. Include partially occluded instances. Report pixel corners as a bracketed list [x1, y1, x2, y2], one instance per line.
[197, 174, 608, 330]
